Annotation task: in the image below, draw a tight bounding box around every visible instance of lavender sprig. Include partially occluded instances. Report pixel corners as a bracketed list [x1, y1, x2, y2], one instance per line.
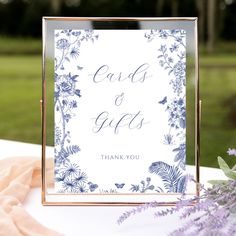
[118, 149, 236, 235]
[228, 148, 236, 171]
[117, 201, 159, 225]
[227, 148, 236, 157]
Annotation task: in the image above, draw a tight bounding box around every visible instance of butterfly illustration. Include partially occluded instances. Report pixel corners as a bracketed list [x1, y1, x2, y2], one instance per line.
[158, 96, 167, 105]
[115, 183, 125, 189]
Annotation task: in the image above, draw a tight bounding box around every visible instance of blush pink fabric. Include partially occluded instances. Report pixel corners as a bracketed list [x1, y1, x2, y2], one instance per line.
[0, 156, 63, 236]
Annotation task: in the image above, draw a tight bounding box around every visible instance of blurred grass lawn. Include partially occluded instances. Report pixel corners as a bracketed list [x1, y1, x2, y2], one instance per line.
[0, 37, 41, 55]
[0, 56, 41, 143]
[0, 52, 236, 168]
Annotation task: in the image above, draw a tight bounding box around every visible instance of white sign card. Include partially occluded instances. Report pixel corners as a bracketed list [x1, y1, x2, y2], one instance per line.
[42, 18, 199, 205]
[54, 29, 187, 193]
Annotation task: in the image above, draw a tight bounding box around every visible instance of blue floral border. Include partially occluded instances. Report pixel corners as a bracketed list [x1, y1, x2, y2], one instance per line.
[143, 29, 187, 193]
[54, 29, 187, 194]
[54, 29, 99, 193]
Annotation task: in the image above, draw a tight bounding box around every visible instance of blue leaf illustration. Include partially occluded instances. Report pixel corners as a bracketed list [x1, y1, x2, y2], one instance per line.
[70, 75, 79, 82]
[179, 118, 186, 128]
[55, 174, 65, 182]
[158, 96, 167, 105]
[77, 66, 83, 70]
[173, 144, 186, 163]
[55, 148, 70, 165]
[130, 184, 140, 192]
[149, 161, 186, 193]
[65, 57, 70, 62]
[65, 145, 81, 156]
[75, 89, 81, 97]
[177, 175, 187, 192]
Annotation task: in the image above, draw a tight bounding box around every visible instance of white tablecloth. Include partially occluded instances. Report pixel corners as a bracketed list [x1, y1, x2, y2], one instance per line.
[0, 139, 226, 236]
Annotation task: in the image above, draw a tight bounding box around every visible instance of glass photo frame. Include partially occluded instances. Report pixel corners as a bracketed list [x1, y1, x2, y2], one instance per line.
[42, 17, 199, 205]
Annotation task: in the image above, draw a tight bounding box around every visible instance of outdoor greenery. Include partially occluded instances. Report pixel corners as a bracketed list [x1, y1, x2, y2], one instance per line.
[0, 42, 236, 168]
[0, 55, 41, 144]
[200, 67, 236, 168]
[0, 37, 41, 55]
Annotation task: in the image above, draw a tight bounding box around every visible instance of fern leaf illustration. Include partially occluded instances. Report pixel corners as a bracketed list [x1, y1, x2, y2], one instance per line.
[149, 161, 185, 193]
[65, 145, 81, 156]
[176, 175, 186, 193]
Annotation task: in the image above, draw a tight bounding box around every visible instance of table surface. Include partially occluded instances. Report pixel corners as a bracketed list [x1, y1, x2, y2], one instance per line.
[0, 139, 226, 236]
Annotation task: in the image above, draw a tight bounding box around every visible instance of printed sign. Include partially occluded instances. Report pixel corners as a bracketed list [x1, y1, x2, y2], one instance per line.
[54, 29, 187, 195]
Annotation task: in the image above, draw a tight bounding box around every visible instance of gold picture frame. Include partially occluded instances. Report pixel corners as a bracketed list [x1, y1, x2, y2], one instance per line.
[42, 17, 200, 206]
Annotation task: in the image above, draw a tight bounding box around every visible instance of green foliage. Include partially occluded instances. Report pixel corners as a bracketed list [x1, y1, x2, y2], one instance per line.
[208, 179, 229, 185]
[208, 155, 236, 184]
[0, 47, 236, 168]
[0, 37, 41, 55]
[217, 156, 236, 180]
[0, 55, 42, 144]
[197, 62, 236, 168]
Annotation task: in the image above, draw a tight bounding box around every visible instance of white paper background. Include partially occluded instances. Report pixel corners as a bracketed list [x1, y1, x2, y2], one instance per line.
[54, 29, 186, 194]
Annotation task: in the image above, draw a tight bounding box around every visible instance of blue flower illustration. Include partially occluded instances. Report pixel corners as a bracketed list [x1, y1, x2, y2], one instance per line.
[77, 183, 88, 193]
[173, 61, 186, 79]
[62, 177, 79, 193]
[167, 97, 186, 129]
[55, 74, 76, 98]
[145, 29, 186, 193]
[55, 173, 65, 182]
[159, 30, 168, 39]
[145, 29, 186, 48]
[168, 57, 174, 63]
[61, 163, 80, 178]
[55, 148, 70, 165]
[55, 29, 98, 70]
[163, 134, 174, 145]
[54, 30, 100, 194]
[130, 177, 155, 193]
[88, 182, 98, 192]
[72, 31, 81, 36]
[74, 171, 88, 183]
[170, 43, 179, 52]
[70, 47, 80, 59]
[56, 38, 70, 50]
[55, 126, 62, 145]
[70, 100, 77, 108]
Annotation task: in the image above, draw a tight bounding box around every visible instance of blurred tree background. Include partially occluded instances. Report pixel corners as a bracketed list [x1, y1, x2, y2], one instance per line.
[0, 0, 236, 168]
